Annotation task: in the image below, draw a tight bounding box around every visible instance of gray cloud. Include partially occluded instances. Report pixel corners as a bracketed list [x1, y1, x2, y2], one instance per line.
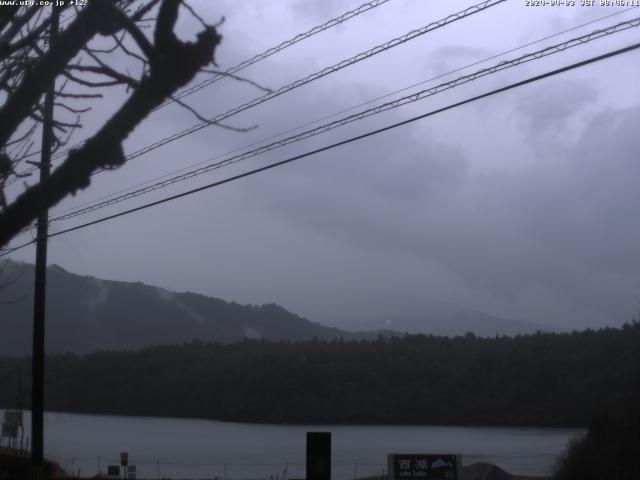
[427, 44, 493, 76]
[514, 79, 599, 140]
[243, 95, 640, 327]
[290, 0, 346, 20]
[7, 0, 639, 331]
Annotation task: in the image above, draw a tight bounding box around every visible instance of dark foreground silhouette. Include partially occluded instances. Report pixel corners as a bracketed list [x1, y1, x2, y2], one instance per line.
[554, 394, 640, 480]
[0, 447, 64, 478]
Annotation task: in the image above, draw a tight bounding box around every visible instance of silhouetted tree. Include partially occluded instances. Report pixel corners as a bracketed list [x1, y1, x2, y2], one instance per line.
[0, 0, 223, 248]
[554, 394, 640, 480]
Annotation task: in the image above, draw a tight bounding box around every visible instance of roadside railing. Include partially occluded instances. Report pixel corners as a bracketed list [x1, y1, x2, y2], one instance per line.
[46, 457, 387, 480]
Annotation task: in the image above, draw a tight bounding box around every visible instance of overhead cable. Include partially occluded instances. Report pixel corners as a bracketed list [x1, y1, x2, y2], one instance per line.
[49, 0, 506, 168]
[48, 6, 638, 220]
[47, 16, 640, 224]
[3, 39, 638, 257]
[157, 0, 395, 110]
[6, 0, 395, 183]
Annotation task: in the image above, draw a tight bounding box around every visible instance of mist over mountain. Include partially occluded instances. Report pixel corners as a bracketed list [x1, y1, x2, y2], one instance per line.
[323, 304, 560, 338]
[0, 260, 351, 354]
[1, 260, 555, 355]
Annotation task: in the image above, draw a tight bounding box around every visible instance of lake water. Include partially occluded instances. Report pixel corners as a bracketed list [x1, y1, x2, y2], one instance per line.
[2, 410, 582, 479]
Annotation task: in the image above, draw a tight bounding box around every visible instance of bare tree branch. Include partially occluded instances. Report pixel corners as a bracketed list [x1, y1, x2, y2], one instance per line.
[105, 3, 156, 60]
[204, 68, 273, 93]
[0, 0, 222, 247]
[0, 1, 112, 146]
[169, 94, 257, 132]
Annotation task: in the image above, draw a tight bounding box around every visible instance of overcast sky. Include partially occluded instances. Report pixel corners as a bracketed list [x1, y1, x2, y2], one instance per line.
[6, 0, 640, 330]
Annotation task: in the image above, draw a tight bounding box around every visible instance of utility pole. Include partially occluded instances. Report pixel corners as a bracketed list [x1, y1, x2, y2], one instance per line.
[31, 6, 58, 480]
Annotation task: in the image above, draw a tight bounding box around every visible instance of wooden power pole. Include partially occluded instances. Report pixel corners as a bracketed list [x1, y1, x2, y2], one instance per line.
[31, 6, 58, 480]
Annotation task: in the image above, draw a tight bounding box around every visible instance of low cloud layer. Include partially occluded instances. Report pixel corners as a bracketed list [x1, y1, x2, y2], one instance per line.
[6, 0, 640, 330]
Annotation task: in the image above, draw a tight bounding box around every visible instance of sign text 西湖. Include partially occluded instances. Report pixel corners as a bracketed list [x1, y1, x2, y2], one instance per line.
[388, 454, 460, 480]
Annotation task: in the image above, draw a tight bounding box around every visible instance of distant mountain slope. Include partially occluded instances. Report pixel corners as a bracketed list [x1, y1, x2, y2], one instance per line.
[0, 261, 352, 354]
[0, 261, 557, 355]
[323, 302, 559, 338]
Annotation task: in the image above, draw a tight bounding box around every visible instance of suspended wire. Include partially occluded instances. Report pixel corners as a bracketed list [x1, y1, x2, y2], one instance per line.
[47, 6, 639, 220]
[113, 0, 506, 163]
[47, 0, 506, 169]
[35, 43, 640, 240]
[3, 40, 638, 257]
[6, 5, 638, 243]
[45, 16, 640, 225]
[7, 10, 638, 242]
[5, 0, 395, 183]
[157, 0, 394, 110]
[4, 0, 503, 196]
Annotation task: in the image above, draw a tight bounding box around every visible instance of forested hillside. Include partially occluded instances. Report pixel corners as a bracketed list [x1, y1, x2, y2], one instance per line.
[1, 324, 638, 427]
[0, 260, 353, 354]
[0, 261, 556, 356]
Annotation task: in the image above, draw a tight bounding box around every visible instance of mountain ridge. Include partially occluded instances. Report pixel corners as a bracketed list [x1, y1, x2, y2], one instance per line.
[0, 260, 353, 354]
[323, 310, 560, 338]
[0, 260, 556, 354]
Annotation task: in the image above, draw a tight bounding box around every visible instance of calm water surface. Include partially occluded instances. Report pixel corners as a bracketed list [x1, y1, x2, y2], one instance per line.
[5, 410, 582, 479]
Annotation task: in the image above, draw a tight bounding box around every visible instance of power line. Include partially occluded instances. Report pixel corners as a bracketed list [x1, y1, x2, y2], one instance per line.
[8, 10, 639, 240]
[45, 16, 640, 225]
[49, 0, 506, 170]
[6, 0, 395, 183]
[157, 0, 394, 110]
[47, 6, 638, 221]
[3, 40, 638, 257]
[118, 0, 506, 163]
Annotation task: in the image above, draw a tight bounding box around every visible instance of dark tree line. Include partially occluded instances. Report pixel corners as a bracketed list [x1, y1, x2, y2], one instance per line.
[1, 323, 639, 427]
